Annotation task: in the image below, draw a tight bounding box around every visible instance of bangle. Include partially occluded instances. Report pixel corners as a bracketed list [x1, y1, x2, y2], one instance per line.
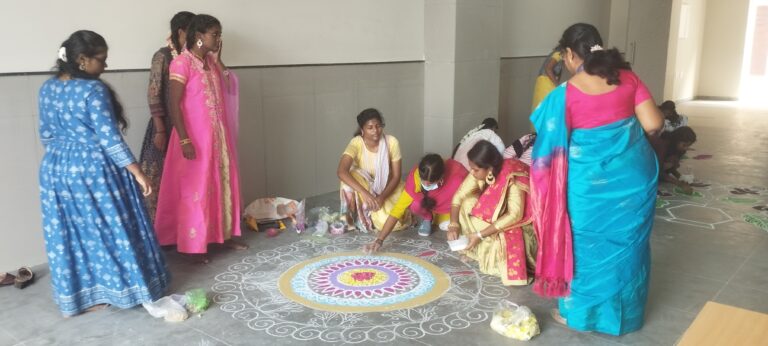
[179, 138, 192, 145]
[476, 231, 484, 240]
[448, 222, 460, 229]
[374, 238, 384, 245]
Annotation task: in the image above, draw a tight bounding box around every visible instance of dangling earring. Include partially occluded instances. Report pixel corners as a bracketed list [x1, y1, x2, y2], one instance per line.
[485, 171, 495, 185]
[196, 39, 203, 48]
[79, 63, 86, 71]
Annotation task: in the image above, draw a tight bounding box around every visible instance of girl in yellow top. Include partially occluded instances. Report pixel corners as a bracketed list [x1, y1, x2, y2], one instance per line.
[531, 49, 564, 110]
[337, 108, 411, 233]
[365, 154, 468, 253]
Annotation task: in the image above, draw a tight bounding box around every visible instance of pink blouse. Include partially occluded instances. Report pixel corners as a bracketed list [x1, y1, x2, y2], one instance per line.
[566, 69, 652, 129]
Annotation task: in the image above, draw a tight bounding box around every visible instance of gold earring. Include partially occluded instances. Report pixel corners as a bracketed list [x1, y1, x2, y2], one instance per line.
[485, 171, 495, 185]
[79, 63, 86, 71]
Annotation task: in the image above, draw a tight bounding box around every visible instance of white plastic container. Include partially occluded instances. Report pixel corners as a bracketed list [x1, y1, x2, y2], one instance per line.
[447, 236, 469, 251]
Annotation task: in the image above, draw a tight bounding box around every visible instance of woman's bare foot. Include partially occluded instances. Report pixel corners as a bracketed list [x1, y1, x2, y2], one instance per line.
[224, 239, 249, 251]
[86, 304, 109, 313]
[345, 212, 357, 231]
[550, 308, 567, 326]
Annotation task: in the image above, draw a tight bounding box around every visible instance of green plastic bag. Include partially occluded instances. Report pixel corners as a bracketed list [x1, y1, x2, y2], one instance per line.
[185, 289, 210, 314]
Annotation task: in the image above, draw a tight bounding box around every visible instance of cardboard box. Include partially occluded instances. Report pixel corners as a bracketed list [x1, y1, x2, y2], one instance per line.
[677, 301, 768, 345]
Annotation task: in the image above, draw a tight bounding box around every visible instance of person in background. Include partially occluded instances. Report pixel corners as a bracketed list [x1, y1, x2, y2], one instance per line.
[659, 100, 688, 132]
[138, 11, 195, 222]
[654, 126, 697, 194]
[503, 133, 536, 166]
[531, 47, 564, 110]
[453, 117, 505, 171]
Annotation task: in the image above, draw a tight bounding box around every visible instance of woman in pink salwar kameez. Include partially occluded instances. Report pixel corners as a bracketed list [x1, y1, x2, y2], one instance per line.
[155, 14, 246, 262]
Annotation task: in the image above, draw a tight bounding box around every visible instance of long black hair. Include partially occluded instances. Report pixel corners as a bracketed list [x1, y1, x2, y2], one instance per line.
[558, 23, 630, 85]
[170, 11, 195, 55]
[186, 14, 221, 50]
[662, 126, 697, 156]
[418, 154, 445, 212]
[467, 140, 504, 177]
[56, 30, 127, 132]
[353, 108, 385, 137]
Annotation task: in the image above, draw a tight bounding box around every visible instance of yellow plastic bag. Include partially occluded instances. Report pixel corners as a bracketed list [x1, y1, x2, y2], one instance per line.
[490, 300, 540, 341]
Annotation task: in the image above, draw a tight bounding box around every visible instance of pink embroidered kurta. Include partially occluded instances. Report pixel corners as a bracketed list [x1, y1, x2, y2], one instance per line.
[155, 50, 241, 254]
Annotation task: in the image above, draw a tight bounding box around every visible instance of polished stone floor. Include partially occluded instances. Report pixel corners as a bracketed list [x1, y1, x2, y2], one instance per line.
[1, 101, 766, 345]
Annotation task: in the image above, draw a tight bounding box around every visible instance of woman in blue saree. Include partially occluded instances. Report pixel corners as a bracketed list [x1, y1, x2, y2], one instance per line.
[530, 23, 663, 335]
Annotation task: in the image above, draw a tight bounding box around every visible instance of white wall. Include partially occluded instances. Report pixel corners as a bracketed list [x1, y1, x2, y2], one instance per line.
[607, 0, 630, 51]
[497, 0, 612, 144]
[626, 0, 673, 102]
[0, 0, 424, 73]
[698, 0, 750, 99]
[664, 0, 708, 102]
[501, 0, 611, 57]
[0, 1, 425, 272]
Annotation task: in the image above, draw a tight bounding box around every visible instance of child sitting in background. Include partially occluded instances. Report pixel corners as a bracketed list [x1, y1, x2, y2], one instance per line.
[660, 100, 688, 132]
[653, 126, 697, 194]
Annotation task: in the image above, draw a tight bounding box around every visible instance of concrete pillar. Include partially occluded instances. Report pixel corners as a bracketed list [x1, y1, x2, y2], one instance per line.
[423, 0, 503, 157]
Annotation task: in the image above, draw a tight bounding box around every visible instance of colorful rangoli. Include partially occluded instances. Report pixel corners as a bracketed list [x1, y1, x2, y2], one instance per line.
[279, 252, 450, 312]
[212, 236, 512, 343]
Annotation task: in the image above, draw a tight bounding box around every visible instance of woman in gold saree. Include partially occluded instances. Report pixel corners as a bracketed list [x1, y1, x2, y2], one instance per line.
[448, 140, 536, 285]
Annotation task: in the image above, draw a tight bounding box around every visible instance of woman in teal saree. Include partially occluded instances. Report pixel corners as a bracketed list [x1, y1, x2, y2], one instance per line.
[530, 23, 664, 335]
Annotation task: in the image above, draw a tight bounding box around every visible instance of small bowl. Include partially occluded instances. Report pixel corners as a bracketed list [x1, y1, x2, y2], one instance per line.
[447, 236, 469, 251]
[329, 221, 345, 235]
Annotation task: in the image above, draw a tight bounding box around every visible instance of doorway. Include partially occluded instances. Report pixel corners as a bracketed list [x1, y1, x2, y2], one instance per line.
[739, 0, 768, 105]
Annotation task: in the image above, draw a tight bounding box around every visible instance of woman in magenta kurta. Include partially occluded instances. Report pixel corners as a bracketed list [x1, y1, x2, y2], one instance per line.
[155, 14, 244, 261]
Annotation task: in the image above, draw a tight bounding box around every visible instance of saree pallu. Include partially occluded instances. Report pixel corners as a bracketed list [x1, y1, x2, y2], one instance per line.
[457, 196, 537, 286]
[530, 84, 573, 297]
[560, 116, 658, 335]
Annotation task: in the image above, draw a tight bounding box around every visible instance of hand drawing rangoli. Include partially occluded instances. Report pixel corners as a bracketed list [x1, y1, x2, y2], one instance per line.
[278, 252, 450, 313]
[211, 236, 512, 343]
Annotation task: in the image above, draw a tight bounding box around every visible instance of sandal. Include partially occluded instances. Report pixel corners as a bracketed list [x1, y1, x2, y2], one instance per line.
[14, 267, 34, 289]
[0, 272, 16, 286]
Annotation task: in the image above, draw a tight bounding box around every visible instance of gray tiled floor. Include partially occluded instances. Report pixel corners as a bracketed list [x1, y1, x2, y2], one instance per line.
[1, 100, 766, 345]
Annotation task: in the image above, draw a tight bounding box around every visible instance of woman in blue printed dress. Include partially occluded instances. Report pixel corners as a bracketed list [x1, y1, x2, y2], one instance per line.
[38, 30, 169, 317]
